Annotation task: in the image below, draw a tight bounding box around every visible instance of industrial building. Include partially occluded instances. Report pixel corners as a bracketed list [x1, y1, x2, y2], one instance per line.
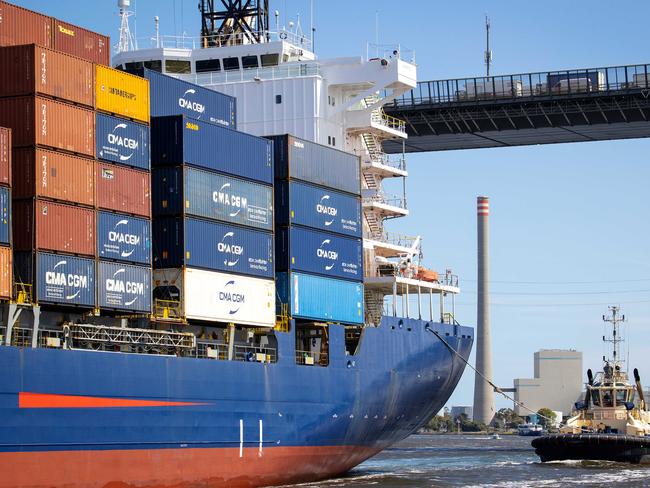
[451, 406, 473, 420]
[513, 349, 583, 417]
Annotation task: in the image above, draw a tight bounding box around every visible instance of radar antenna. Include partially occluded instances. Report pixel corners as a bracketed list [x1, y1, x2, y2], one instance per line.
[484, 15, 492, 77]
[117, 0, 136, 53]
[199, 0, 270, 48]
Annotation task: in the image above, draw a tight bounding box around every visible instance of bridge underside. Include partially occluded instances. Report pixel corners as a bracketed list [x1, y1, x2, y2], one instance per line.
[383, 92, 650, 153]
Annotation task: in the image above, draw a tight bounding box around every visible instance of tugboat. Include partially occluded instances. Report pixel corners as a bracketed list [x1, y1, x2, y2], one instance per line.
[532, 306, 650, 463]
[518, 422, 544, 437]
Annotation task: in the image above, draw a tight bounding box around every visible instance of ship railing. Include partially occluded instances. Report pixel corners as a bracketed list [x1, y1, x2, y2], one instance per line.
[153, 299, 183, 321]
[366, 42, 416, 64]
[295, 349, 329, 367]
[371, 109, 406, 133]
[13, 282, 32, 305]
[180, 63, 321, 86]
[129, 29, 312, 51]
[368, 266, 460, 287]
[362, 191, 407, 210]
[0, 326, 66, 348]
[234, 344, 277, 363]
[391, 62, 650, 107]
[380, 231, 419, 248]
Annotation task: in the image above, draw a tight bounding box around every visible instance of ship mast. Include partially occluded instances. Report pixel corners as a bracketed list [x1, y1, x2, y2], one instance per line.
[602, 305, 626, 371]
[199, 0, 270, 47]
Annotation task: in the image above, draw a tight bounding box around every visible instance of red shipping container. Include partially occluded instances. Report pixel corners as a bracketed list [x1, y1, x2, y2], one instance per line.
[0, 96, 95, 157]
[52, 18, 109, 66]
[0, 126, 10, 186]
[12, 148, 94, 206]
[96, 162, 151, 218]
[13, 199, 95, 256]
[0, 245, 11, 299]
[0, 1, 52, 48]
[0, 44, 94, 108]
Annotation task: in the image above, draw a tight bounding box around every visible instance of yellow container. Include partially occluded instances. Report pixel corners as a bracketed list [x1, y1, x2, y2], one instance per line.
[95, 65, 150, 124]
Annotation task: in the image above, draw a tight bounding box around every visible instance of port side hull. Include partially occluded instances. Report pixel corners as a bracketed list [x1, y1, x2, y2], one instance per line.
[0, 317, 473, 487]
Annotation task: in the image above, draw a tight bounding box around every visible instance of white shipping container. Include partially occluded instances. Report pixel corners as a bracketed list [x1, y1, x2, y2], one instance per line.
[153, 268, 275, 326]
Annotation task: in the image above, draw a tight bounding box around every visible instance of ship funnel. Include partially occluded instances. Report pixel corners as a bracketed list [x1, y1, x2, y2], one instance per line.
[473, 196, 495, 425]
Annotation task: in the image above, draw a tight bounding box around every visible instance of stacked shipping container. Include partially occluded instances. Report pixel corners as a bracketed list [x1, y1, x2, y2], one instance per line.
[267, 135, 364, 325]
[0, 127, 11, 299]
[148, 71, 277, 326]
[0, 30, 152, 312]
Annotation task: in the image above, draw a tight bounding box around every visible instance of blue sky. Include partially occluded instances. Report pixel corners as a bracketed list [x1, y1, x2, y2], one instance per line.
[16, 1, 650, 411]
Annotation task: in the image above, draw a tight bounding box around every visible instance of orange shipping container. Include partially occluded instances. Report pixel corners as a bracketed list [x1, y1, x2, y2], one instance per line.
[0, 96, 95, 157]
[0, 44, 94, 108]
[12, 148, 94, 206]
[0, 246, 11, 300]
[52, 18, 109, 66]
[0, 1, 52, 48]
[96, 162, 151, 217]
[0, 126, 10, 186]
[13, 199, 95, 256]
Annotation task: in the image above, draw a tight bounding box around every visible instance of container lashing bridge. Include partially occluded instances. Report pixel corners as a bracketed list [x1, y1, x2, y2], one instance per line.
[383, 63, 650, 153]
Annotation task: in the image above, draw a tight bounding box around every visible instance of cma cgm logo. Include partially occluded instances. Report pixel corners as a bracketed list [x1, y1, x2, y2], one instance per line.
[316, 194, 337, 226]
[217, 231, 243, 267]
[179, 89, 205, 116]
[106, 268, 145, 306]
[45, 260, 88, 300]
[213, 183, 248, 218]
[218, 280, 244, 314]
[109, 219, 140, 258]
[316, 239, 338, 270]
[107, 123, 138, 161]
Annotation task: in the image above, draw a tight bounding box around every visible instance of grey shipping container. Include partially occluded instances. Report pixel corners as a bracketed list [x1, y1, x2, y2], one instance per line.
[152, 166, 273, 231]
[97, 211, 151, 265]
[14, 251, 96, 307]
[153, 217, 273, 278]
[267, 134, 361, 195]
[98, 261, 151, 313]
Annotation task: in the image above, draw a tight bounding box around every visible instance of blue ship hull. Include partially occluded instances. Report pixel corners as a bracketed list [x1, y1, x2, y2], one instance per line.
[0, 316, 472, 487]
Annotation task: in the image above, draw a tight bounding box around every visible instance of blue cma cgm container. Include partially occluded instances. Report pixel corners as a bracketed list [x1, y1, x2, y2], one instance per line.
[153, 217, 273, 278]
[276, 226, 363, 281]
[98, 261, 152, 313]
[151, 116, 273, 185]
[267, 134, 360, 195]
[0, 187, 9, 245]
[145, 69, 236, 128]
[152, 166, 273, 231]
[276, 271, 364, 324]
[275, 180, 361, 238]
[14, 252, 96, 307]
[97, 211, 151, 265]
[96, 113, 151, 170]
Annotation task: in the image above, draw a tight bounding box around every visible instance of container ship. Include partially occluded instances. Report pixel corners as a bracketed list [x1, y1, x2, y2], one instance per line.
[0, 1, 473, 486]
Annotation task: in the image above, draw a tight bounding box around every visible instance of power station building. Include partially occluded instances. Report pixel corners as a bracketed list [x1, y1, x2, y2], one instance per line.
[513, 349, 583, 417]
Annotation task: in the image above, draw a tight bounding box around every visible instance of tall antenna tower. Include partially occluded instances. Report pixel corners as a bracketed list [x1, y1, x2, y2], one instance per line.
[603, 306, 626, 367]
[484, 15, 492, 77]
[117, 0, 136, 53]
[199, 0, 269, 48]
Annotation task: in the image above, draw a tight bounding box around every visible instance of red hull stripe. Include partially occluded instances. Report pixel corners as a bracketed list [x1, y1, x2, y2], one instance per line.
[18, 392, 207, 409]
[0, 445, 381, 488]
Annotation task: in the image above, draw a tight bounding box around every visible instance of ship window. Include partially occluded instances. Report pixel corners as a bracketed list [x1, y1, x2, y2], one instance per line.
[196, 58, 221, 73]
[275, 95, 282, 104]
[616, 389, 627, 405]
[144, 60, 162, 72]
[591, 390, 601, 406]
[242, 55, 259, 69]
[223, 57, 240, 71]
[123, 61, 144, 76]
[261, 53, 279, 67]
[601, 389, 614, 407]
[332, 137, 336, 146]
[165, 59, 191, 74]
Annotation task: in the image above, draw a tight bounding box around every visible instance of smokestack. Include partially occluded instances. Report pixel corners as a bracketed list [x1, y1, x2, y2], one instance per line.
[473, 196, 495, 425]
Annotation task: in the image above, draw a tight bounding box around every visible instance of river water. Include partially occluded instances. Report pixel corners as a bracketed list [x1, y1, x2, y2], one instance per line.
[288, 434, 650, 487]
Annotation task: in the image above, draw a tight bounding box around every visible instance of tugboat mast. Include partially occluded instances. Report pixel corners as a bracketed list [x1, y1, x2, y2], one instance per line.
[602, 305, 626, 370]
